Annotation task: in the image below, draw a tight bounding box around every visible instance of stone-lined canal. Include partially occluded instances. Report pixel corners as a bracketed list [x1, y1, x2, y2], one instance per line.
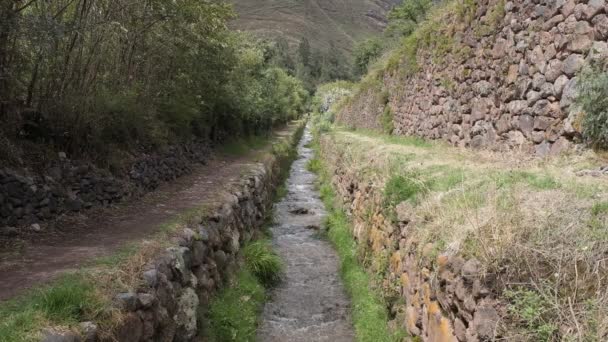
[257, 127, 354, 341]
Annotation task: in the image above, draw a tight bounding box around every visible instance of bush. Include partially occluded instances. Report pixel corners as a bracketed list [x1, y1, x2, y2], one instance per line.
[576, 66, 608, 148]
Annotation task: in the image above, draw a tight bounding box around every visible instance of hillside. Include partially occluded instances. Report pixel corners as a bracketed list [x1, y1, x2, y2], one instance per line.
[228, 0, 400, 52]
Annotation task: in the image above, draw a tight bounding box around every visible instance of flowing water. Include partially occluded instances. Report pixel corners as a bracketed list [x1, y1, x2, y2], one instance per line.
[257, 127, 355, 341]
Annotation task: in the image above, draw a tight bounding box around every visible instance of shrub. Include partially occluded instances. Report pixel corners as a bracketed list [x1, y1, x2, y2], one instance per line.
[576, 66, 608, 148]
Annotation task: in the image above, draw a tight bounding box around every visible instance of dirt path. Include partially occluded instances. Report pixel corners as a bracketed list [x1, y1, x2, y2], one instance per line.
[0, 131, 290, 302]
[257, 128, 355, 341]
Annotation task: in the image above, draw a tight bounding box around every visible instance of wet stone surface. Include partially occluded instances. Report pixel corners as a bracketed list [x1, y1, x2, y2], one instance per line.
[257, 128, 354, 342]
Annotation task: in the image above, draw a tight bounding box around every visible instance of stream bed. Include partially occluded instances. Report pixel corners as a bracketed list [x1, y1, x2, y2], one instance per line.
[257, 127, 355, 341]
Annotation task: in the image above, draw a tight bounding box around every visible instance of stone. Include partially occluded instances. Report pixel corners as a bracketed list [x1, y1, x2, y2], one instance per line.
[454, 317, 467, 341]
[545, 59, 563, 82]
[551, 137, 571, 155]
[79, 321, 98, 342]
[508, 100, 528, 115]
[30, 223, 42, 232]
[175, 288, 199, 340]
[562, 54, 584, 76]
[588, 41, 608, 63]
[471, 301, 500, 340]
[584, 0, 606, 20]
[519, 115, 534, 134]
[561, 0, 576, 17]
[560, 77, 579, 108]
[116, 313, 143, 342]
[536, 141, 552, 157]
[554, 75, 570, 97]
[461, 259, 482, 281]
[41, 332, 81, 342]
[568, 33, 593, 53]
[115, 292, 140, 311]
[593, 14, 608, 40]
[143, 269, 158, 288]
[534, 116, 555, 130]
[137, 293, 155, 308]
[58, 152, 67, 159]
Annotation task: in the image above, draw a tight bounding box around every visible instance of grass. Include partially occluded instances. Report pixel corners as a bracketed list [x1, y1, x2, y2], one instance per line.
[311, 155, 407, 342]
[0, 275, 106, 342]
[205, 238, 283, 341]
[242, 240, 283, 287]
[316, 126, 608, 340]
[205, 268, 266, 342]
[383, 173, 427, 207]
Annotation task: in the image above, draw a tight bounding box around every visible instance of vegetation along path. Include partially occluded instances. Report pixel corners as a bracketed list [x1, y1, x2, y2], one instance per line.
[0, 129, 292, 302]
[257, 127, 355, 341]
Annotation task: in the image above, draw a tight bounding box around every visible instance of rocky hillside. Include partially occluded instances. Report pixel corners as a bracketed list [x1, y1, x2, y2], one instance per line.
[229, 0, 401, 52]
[337, 0, 608, 155]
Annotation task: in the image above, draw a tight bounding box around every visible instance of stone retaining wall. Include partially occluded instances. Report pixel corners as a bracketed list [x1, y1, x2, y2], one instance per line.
[338, 0, 608, 155]
[41, 123, 304, 342]
[0, 141, 209, 229]
[320, 135, 502, 342]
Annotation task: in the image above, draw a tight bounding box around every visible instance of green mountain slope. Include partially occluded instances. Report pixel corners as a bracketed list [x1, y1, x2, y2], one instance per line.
[229, 0, 399, 53]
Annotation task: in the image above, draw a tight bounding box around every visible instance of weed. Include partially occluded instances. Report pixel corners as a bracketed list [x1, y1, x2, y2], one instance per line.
[380, 106, 395, 135]
[591, 201, 608, 216]
[494, 171, 560, 190]
[205, 269, 265, 342]
[384, 173, 427, 207]
[243, 240, 283, 288]
[0, 275, 105, 342]
[505, 288, 557, 341]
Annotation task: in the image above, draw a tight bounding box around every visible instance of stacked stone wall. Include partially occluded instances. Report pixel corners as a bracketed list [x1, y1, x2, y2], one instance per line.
[338, 0, 608, 155]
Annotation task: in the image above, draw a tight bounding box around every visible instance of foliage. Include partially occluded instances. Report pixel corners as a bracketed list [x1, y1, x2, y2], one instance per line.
[385, 0, 433, 38]
[243, 240, 283, 287]
[0, 0, 308, 163]
[576, 66, 608, 148]
[353, 38, 384, 78]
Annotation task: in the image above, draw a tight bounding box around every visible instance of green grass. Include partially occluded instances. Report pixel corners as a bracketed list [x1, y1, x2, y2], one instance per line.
[205, 238, 284, 341]
[493, 170, 560, 190]
[311, 156, 407, 342]
[205, 269, 266, 341]
[0, 275, 104, 342]
[243, 240, 283, 287]
[383, 173, 427, 207]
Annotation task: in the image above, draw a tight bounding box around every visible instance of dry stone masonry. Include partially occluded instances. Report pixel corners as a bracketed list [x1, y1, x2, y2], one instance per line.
[41, 124, 304, 342]
[0, 141, 209, 230]
[320, 136, 502, 342]
[338, 0, 608, 155]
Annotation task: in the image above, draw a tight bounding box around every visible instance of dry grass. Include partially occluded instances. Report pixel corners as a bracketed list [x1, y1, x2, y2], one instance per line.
[322, 128, 608, 340]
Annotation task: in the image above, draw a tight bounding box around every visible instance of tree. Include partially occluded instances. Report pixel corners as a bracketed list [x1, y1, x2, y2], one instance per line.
[352, 38, 383, 77]
[298, 38, 311, 67]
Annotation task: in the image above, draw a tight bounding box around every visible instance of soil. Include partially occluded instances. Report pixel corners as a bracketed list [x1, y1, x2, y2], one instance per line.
[257, 128, 355, 341]
[0, 140, 277, 302]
